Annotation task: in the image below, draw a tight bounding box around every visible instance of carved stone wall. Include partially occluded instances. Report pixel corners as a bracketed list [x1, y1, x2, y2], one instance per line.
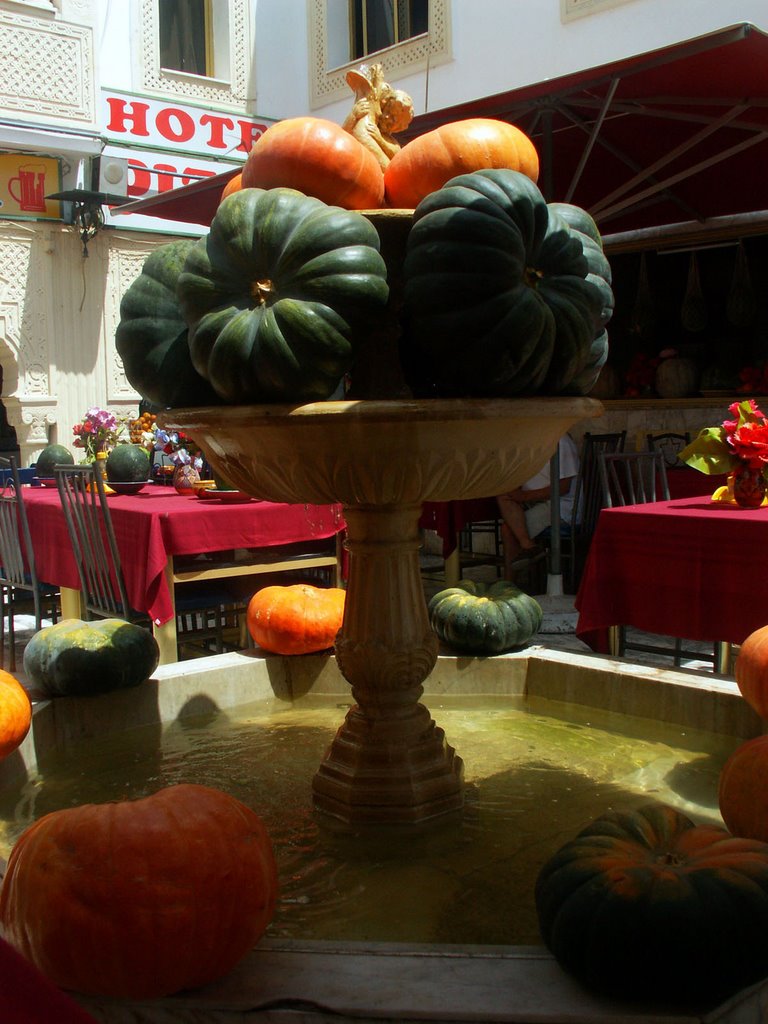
[0, 7, 95, 128]
[0, 219, 167, 465]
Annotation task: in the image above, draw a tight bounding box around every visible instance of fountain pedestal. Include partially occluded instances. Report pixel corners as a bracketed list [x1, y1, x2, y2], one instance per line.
[162, 396, 602, 826]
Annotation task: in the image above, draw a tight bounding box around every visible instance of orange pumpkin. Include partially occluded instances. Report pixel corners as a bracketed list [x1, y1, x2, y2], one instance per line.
[0, 784, 278, 999]
[384, 117, 539, 208]
[735, 624, 768, 718]
[247, 584, 345, 655]
[241, 117, 385, 210]
[719, 734, 768, 842]
[0, 670, 31, 760]
[220, 170, 242, 202]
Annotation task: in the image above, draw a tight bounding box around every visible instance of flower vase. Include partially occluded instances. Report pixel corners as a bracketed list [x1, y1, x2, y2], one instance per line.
[732, 463, 766, 508]
[173, 463, 200, 495]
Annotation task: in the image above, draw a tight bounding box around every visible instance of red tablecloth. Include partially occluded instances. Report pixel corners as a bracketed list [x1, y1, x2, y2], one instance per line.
[24, 487, 344, 626]
[420, 498, 500, 557]
[575, 495, 768, 652]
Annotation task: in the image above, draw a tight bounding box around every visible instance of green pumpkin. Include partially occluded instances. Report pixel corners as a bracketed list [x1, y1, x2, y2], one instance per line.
[401, 169, 612, 397]
[115, 240, 222, 409]
[428, 579, 542, 654]
[535, 804, 768, 1006]
[35, 444, 74, 478]
[105, 444, 151, 483]
[176, 187, 390, 404]
[23, 618, 159, 697]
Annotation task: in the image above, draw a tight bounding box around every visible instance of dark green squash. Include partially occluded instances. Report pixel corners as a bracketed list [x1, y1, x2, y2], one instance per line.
[535, 803, 768, 1006]
[401, 169, 612, 397]
[428, 579, 542, 654]
[115, 240, 222, 410]
[23, 618, 159, 697]
[176, 187, 390, 403]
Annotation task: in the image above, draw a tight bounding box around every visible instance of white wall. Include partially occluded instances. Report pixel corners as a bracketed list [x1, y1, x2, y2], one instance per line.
[301, 0, 768, 126]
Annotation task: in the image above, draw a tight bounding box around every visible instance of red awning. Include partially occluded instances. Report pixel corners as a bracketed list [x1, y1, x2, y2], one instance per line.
[113, 23, 768, 236]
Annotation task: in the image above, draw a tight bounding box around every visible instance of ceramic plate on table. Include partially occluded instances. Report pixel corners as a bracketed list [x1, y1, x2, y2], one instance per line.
[197, 489, 254, 503]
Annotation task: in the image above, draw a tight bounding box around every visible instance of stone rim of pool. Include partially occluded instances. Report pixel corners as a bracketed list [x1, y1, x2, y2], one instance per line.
[2, 645, 765, 1023]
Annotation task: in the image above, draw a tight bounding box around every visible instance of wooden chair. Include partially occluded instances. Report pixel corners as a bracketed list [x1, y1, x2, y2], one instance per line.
[54, 464, 241, 657]
[646, 431, 691, 467]
[0, 456, 59, 671]
[568, 430, 627, 591]
[599, 450, 670, 508]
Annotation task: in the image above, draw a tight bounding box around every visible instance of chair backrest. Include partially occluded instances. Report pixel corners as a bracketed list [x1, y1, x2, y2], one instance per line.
[54, 464, 134, 620]
[0, 455, 42, 621]
[570, 431, 627, 534]
[599, 450, 671, 508]
[646, 431, 692, 467]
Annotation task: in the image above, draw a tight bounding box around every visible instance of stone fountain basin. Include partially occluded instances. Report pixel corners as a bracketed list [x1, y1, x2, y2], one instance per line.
[2, 646, 764, 1024]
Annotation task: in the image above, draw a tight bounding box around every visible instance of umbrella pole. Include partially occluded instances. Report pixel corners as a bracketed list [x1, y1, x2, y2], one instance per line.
[536, 447, 578, 632]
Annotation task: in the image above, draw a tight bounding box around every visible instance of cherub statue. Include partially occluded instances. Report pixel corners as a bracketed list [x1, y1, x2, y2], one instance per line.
[342, 63, 414, 170]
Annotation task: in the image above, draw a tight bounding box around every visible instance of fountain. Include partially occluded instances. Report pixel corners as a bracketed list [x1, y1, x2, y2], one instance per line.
[162, 395, 598, 826]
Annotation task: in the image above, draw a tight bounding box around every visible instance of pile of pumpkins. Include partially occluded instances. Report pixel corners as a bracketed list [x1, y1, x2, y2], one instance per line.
[534, 624, 768, 1008]
[115, 114, 614, 411]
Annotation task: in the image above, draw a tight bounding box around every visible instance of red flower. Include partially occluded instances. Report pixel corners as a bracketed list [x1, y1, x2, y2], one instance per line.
[728, 421, 768, 466]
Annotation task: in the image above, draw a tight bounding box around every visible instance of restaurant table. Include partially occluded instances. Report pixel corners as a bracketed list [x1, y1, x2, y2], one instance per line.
[575, 492, 766, 673]
[23, 485, 345, 664]
[420, 497, 499, 584]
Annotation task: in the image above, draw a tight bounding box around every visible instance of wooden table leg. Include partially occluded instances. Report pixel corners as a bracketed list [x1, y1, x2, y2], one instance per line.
[153, 560, 178, 665]
[607, 625, 622, 657]
[60, 586, 83, 620]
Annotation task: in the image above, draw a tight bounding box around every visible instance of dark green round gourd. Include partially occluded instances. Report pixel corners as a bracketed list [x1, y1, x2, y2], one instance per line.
[23, 618, 159, 697]
[105, 444, 151, 483]
[428, 579, 542, 654]
[115, 240, 222, 409]
[175, 187, 390, 404]
[401, 169, 612, 397]
[35, 444, 74, 478]
[535, 803, 768, 1006]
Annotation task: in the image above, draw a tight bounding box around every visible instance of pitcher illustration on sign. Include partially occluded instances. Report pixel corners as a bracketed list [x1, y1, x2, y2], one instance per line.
[8, 165, 48, 213]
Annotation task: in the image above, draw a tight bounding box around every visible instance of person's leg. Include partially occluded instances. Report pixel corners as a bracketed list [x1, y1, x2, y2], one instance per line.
[496, 494, 538, 550]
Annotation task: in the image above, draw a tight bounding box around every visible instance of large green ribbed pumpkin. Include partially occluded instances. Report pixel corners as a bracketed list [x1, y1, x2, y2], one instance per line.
[115, 240, 222, 409]
[428, 579, 542, 654]
[176, 187, 390, 403]
[23, 618, 159, 697]
[535, 803, 768, 1006]
[401, 169, 612, 398]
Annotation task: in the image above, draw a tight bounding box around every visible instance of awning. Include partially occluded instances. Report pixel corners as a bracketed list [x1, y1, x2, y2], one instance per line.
[113, 23, 768, 239]
[405, 21, 768, 236]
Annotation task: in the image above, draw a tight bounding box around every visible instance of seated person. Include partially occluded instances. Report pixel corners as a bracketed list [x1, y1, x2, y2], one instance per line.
[496, 433, 580, 578]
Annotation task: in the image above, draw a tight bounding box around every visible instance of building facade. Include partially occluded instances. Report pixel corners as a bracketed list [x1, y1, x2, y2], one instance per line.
[1, 0, 767, 463]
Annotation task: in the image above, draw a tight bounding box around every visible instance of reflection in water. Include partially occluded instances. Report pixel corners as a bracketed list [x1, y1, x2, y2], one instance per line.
[0, 695, 738, 946]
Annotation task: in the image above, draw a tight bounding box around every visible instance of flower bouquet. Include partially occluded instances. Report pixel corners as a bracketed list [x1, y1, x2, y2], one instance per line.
[72, 408, 124, 462]
[680, 399, 768, 507]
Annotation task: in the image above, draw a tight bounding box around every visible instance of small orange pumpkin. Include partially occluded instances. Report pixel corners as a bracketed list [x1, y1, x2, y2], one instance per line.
[384, 117, 539, 209]
[0, 784, 278, 999]
[241, 116, 385, 210]
[719, 734, 768, 842]
[0, 670, 31, 760]
[735, 624, 768, 718]
[247, 584, 346, 655]
[220, 170, 242, 203]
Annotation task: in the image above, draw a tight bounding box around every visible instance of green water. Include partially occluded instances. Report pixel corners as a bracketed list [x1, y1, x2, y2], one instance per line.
[0, 695, 738, 946]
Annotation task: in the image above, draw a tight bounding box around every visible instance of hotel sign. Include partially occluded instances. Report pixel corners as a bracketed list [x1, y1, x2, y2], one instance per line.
[99, 90, 277, 230]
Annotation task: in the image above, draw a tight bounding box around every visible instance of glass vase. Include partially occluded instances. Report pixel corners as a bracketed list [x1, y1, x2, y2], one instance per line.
[732, 463, 766, 508]
[173, 463, 200, 496]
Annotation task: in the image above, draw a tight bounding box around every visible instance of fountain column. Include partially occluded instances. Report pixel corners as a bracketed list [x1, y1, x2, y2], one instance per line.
[313, 502, 463, 825]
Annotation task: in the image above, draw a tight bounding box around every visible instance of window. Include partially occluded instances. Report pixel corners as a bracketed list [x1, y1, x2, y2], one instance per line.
[310, 0, 450, 109]
[159, 0, 210, 76]
[350, 0, 429, 61]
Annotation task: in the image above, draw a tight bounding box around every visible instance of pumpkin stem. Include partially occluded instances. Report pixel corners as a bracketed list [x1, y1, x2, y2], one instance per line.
[524, 265, 544, 289]
[251, 278, 276, 306]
